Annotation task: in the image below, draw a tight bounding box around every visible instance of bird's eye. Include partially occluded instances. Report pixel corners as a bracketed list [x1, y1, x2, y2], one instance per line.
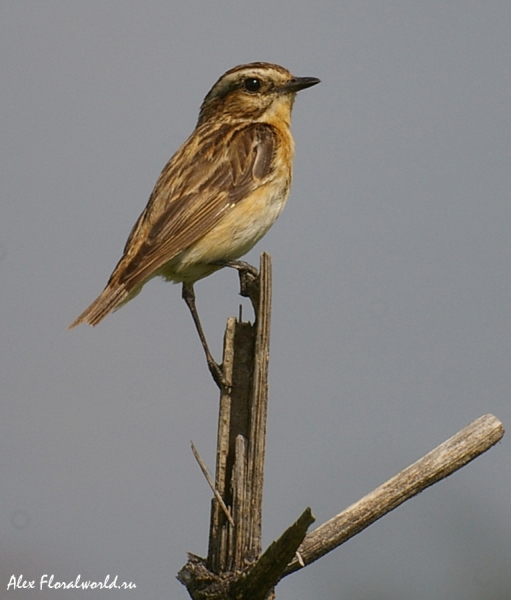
[244, 78, 262, 92]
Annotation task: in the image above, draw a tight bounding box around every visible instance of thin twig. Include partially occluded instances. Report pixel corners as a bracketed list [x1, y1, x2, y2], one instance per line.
[191, 441, 234, 527]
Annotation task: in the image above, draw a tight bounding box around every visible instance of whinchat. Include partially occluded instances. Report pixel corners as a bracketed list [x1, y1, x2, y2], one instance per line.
[69, 62, 319, 383]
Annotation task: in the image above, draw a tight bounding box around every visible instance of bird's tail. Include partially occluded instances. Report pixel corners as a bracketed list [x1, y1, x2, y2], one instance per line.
[68, 284, 129, 329]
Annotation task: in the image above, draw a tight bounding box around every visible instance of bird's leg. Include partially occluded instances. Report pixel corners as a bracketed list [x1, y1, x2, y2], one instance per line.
[215, 260, 260, 312]
[181, 282, 229, 391]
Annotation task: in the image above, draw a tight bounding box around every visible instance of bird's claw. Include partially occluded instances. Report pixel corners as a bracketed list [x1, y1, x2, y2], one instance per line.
[208, 359, 230, 392]
[214, 260, 260, 308]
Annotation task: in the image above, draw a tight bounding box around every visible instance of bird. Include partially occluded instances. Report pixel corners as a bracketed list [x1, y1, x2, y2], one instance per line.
[69, 62, 320, 386]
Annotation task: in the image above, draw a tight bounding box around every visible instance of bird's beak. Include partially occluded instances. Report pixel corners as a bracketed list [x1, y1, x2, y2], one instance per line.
[278, 76, 321, 94]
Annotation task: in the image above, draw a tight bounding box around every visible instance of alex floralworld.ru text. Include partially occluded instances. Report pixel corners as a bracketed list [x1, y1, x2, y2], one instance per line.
[7, 574, 136, 590]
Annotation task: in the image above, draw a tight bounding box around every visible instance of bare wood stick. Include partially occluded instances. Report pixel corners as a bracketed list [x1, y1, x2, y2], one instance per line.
[206, 253, 272, 572]
[207, 314, 256, 572]
[284, 413, 505, 576]
[191, 441, 234, 527]
[245, 252, 272, 559]
[230, 507, 315, 600]
[215, 317, 236, 494]
[207, 317, 236, 572]
[230, 434, 247, 571]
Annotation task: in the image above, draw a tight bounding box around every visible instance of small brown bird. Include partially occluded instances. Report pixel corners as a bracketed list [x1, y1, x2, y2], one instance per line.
[70, 62, 319, 384]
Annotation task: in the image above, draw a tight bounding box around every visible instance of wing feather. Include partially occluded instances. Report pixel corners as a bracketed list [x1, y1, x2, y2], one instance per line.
[116, 122, 277, 287]
[69, 122, 277, 328]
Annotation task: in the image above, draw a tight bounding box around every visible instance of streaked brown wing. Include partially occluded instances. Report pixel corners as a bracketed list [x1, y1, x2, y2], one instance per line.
[112, 122, 277, 289]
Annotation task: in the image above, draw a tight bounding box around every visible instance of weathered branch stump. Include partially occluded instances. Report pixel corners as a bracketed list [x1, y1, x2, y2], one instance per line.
[177, 252, 505, 599]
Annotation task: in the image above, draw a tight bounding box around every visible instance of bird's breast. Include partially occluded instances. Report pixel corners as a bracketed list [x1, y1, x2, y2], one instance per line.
[162, 174, 291, 283]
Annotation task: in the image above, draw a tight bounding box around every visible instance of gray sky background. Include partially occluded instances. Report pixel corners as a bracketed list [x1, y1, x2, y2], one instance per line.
[1, 2, 511, 599]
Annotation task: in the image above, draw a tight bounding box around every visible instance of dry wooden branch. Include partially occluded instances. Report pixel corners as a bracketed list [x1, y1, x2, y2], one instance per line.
[178, 252, 505, 599]
[283, 413, 504, 576]
[244, 252, 272, 559]
[180, 253, 291, 599]
[207, 253, 272, 573]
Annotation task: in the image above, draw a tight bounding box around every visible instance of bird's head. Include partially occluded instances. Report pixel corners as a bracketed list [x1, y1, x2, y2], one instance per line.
[197, 62, 320, 127]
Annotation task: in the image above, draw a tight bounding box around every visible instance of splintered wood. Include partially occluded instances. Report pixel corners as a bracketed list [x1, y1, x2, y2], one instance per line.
[208, 253, 272, 574]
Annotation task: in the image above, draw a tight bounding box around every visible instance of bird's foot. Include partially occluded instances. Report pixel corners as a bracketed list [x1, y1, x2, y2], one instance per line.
[207, 359, 230, 392]
[214, 260, 260, 309]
